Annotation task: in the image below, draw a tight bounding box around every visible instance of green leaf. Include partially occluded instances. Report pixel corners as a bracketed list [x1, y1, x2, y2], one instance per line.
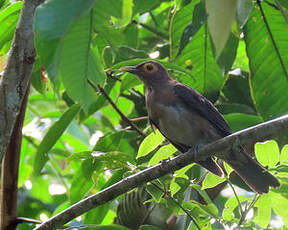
[254, 194, 271, 228]
[244, 3, 288, 120]
[170, 178, 181, 196]
[175, 24, 224, 97]
[170, 1, 200, 59]
[139, 225, 161, 230]
[236, 0, 253, 28]
[223, 162, 233, 176]
[33, 104, 81, 175]
[82, 224, 130, 230]
[174, 165, 194, 180]
[271, 192, 288, 225]
[170, 168, 192, 196]
[149, 144, 177, 166]
[146, 183, 164, 202]
[34, 0, 95, 40]
[278, 0, 288, 10]
[0, 2, 22, 53]
[280, 144, 288, 164]
[224, 113, 262, 132]
[216, 33, 239, 74]
[115, 0, 133, 27]
[222, 72, 254, 107]
[190, 201, 219, 218]
[205, 0, 237, 58]
[70, 159, 97, 203]
[177, 2, 206, 56]
[34, 0, 96, 81]
[120, 73, 142, 92]
[202, 173, 226, 190]
[222, 195, 249, 221]
[137, 130, 165, 159]
[255, 140, 280, 168]
[60, 12, 106, 109]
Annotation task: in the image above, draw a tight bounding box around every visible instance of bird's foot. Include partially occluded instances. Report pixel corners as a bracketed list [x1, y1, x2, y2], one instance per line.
[188, 144, 207, 161]
[160, 157, 171, 164]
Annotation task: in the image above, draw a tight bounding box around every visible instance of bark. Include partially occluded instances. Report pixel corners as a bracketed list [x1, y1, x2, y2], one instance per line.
[0, 0, 45, 163]
[0, 86, 29, 230]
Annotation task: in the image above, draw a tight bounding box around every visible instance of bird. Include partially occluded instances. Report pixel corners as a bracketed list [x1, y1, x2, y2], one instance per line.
[120, 60, 280, 194]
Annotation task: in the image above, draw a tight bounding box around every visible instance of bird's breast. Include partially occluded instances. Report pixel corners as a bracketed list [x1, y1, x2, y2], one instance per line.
[148, 102, 220, 147]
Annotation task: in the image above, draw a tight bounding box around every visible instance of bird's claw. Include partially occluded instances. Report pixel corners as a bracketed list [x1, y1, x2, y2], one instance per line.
[160, 157, 171, 164]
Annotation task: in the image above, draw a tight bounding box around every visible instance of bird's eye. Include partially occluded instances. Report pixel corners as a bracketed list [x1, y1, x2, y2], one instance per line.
[143, 63, 158, 73]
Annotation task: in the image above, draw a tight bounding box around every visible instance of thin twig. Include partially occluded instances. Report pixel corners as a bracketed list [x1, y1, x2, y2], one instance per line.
[150, 182, 201, 230]
[14, 217, 42, 225]
[238, 194, 260, 226]
[130, 116, 149, 123]
[88, 79, 146, 137]
[227, 179, 244, 215]
[132, 19, 168, 40]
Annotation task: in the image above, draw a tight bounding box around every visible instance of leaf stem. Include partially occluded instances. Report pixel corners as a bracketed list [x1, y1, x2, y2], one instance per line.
[238, 194, 260, 226]
[227, 179, 244, 215]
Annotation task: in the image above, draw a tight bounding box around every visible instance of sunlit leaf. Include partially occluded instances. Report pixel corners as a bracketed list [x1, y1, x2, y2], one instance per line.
[271, 192, 288, 225]
[254, 194, 271, 228]
[281, 145, 288, 164]
[255, 140, 280, 168]
[33, 104, 81, 175]
[137, 130, 165, 159]
[149, 144, 177, 165]
[0, 2, 22, 54]
[222, 195, 249, 221]
[202, 173, 226, 190]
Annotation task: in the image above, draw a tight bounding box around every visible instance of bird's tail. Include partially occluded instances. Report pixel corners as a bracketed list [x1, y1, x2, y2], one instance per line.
[225, 149, 280, 194]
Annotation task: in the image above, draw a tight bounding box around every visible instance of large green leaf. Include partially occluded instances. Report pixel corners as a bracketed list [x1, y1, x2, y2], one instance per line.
[254, 194, 271, 228]
[170, 1, 224, 97]
[244, 2, 288, 120]
[137, 130, 164, 159]
[70, 159, 97, 203]
[33, 104, 81, 175]
[177, 2, 206, 57]
[175, 25, 224, 97]
[205, 0, 237, 58]
[224, 113, 262, 131]
[170, 0, 200, 60]
[34, 0, 96, 81]
[60, 12, 106, 109]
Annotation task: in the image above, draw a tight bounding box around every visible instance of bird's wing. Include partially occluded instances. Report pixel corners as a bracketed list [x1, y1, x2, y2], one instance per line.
[173, 83, 231, 137]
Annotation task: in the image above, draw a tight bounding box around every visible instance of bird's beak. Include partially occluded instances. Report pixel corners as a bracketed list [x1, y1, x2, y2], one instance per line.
[120, 66, 139, 74]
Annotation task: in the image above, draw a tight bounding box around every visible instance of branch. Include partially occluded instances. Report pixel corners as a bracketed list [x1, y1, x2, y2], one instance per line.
[88, 80, 147, 137]
[34, 114, 288, 230]
[0, 0, 45, 163]
[0, 85, 30, 230]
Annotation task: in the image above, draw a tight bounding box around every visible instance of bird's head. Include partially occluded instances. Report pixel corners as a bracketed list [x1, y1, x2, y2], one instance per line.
[120, 61, 170, 86]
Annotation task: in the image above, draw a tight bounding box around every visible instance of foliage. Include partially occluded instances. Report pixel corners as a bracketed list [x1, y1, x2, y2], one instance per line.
[0, 0, 288, 229]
